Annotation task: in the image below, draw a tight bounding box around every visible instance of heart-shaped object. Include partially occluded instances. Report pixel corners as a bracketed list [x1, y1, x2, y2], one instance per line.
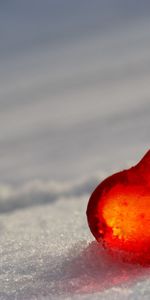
[87, 150, 150, 264]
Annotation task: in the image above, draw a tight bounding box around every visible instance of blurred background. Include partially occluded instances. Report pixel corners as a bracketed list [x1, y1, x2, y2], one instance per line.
[0, 0, 150, 185]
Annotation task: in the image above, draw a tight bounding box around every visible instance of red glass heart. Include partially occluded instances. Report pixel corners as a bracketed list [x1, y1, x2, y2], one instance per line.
[87, 150, 150, 265]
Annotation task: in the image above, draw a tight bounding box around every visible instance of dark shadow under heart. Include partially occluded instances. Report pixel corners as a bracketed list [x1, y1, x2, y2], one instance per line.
[34, 241, 150, 297]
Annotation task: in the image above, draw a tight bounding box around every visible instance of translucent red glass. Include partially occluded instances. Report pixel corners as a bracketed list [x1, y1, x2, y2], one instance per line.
[87, 150, 150, 265]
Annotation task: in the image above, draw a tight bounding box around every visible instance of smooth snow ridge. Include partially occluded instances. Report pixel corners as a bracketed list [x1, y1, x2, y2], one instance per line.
[0, 173, 105, 214]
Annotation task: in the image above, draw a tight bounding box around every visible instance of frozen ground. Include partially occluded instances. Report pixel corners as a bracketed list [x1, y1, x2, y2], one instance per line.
[0, 1, 150, 299]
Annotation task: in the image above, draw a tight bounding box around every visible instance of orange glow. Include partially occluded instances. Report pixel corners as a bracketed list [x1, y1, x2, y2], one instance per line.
[87, 150, 150, 265]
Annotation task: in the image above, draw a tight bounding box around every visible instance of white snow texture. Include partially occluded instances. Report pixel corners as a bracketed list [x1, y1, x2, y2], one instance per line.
[0, 1, 150, 299]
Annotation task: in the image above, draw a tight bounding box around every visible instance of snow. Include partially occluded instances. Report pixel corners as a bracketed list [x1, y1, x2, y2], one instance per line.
[0, 1, 150, 299]
[0, 184, 150, 299]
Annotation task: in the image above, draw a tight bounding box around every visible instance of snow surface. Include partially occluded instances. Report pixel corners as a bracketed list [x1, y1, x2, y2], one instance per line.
[0, 1, 150, 299]
[0, 179, 150, 300]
